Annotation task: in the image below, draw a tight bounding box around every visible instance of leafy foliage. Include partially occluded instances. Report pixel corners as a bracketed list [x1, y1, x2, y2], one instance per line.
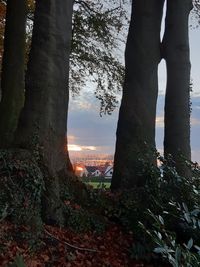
[139, 209, 200, 267]
[0, 149, 44, 227]
[89, 154, 200, 266]
[192, 0, 200, 25]
[64, 200, 105, 233]
[9, 254, 26, 267]
[0, 0, 128, 113]
[70, 0, 128, 114]
[128, 157, 200, 266]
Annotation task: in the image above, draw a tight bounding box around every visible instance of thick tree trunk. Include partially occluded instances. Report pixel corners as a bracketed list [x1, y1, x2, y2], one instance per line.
[15, 0, 74, 225]
[111, 0, 164, 190]
[163, 0, 192, 176]
[0, 0, 27, 147]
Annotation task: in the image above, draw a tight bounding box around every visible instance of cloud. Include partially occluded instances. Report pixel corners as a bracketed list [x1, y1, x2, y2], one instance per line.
[67, 87, 200, 162]
[69, 87, 100, 112]
[68, 90, 118, 153]
[68, 144, 82, 151]
[191, 91, 200, 98]
[68, 144, 97, 152]
[156, 116, 164, 128]
[193, 106, 200, 110]
[191, 150, 200, 163]
[68, 135, 76, 143]
[158, 59, 167, 96]
[191, 117, 200, 126]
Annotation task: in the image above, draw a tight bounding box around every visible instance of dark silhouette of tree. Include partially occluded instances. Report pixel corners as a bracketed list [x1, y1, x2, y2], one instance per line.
[163, 0, 192, 175]
[0, 0, 27, 147]
[0, 0, 127, 149]
[111, 0, 165, 190]
[112, 0, 193, 190]
[14, 0, 74, 225]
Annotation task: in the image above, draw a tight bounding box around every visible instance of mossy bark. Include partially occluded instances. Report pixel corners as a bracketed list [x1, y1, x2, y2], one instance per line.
[0, 0, 27, 147]
[14, 0, 74, 225]
[163, 0, 192, 176]
[111, 0, 164, 190]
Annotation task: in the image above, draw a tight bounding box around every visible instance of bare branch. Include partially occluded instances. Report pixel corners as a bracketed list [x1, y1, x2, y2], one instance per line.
[44, 228, 98, 253]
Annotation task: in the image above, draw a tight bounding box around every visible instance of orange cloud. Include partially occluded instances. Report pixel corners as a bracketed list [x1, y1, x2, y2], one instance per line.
[156, 116, 164, 128]
[191, 118, 200, 126]
[68, 144, 96, 152]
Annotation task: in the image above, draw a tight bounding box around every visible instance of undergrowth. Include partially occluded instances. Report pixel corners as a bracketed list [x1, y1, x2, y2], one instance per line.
[89, 154, 200, 266]
[0, 149, 44, 228]
[1, 148, 200, 267]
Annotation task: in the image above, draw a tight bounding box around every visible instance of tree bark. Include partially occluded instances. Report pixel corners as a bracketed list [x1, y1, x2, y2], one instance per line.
[162, 0, 192, 176]
[0, 0, 27, 147]
[15, 0, 74, 225]
[111, 0, 164, 190]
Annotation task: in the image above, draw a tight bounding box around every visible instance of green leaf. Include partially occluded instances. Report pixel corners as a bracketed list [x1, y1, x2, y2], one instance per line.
[186, 238, 193, 250]
[158, 215, 164, 225]
[154, 247, 167, 254]
[175, 246, 181, 263]
[184, 212, 191, 223]
[183, 203, 189, 213]
[14, 254, 26, 267]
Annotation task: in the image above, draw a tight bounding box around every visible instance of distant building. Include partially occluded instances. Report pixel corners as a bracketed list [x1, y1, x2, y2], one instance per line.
[85, 166, 102, 177]
[74, 162, 113, 178]
[104, 165, 113, 179]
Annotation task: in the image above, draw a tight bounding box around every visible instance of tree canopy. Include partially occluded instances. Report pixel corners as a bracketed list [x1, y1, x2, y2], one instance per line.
[71, 0, 128, 114]
[0, 0, 128, 114]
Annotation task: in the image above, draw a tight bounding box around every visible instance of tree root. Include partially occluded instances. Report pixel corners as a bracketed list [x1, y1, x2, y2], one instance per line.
[44, 228, 97, 253]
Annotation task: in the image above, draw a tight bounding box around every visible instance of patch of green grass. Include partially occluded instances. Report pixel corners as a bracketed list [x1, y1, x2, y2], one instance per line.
[86, 181, 110, 189]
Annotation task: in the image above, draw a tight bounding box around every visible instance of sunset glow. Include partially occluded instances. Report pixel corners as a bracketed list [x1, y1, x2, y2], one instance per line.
[68, 144, 82, 151]
[68, 144, 96, 152]
[156, 116, 164, 127]
[76, 166, 84, 171]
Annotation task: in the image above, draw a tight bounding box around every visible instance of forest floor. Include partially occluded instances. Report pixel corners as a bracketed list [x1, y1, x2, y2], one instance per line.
[0, 220, 159, 267]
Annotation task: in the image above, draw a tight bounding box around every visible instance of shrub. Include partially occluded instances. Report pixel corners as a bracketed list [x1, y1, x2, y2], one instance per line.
[64, 201, 105, 233]
[93, 154, 200, 266]
[127, 155, 200, 266]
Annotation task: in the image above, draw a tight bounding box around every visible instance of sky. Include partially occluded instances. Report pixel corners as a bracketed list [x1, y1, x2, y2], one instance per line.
[67, 9, 200, 163]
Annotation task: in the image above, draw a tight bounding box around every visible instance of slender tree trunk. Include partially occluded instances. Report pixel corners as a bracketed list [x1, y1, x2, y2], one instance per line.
[0, 0, 27, 147]
[111, 0, 164, 190]
[162, 0, 192, 175]
[15, 0, 74, 225]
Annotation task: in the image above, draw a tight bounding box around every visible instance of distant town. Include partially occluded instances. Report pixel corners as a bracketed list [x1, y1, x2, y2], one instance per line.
[70, 154, 114, 178]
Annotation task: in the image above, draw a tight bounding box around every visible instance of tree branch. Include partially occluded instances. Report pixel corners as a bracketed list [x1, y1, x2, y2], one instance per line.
[44, 228, 98, 253]
[75, 0, 121, 15]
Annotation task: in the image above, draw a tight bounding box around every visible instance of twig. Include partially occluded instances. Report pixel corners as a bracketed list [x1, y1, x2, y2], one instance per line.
[44, 228, 97, 253]
[76, 0, 121, 15]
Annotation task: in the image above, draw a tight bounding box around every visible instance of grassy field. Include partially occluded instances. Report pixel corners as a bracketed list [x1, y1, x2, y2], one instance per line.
[85, 181, 111, 189]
